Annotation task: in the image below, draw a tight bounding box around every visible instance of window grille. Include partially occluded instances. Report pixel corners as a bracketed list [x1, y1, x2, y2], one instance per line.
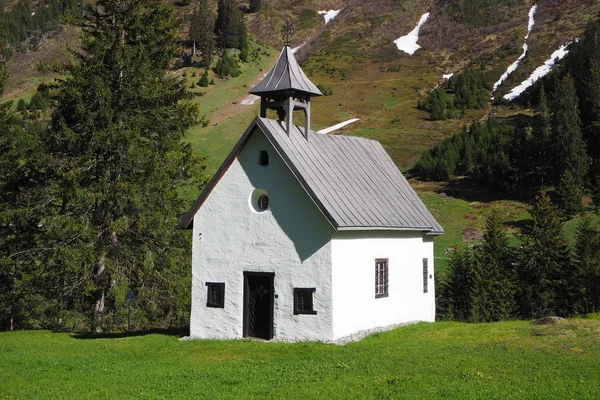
[375, 259, 389, 298]
[423, 258, 429, 293]
[293, 288, 317, 315]
[206, 282, 225, 308]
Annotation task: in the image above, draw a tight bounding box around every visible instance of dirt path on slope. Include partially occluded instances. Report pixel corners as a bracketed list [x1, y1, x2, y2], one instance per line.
[206, 55, 278, 128]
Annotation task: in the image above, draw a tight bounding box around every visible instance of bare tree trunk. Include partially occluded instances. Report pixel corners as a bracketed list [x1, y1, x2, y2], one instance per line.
[10, 316, 14, 331]
[91, 253, 106, 333]
[193, 40, 196, 57]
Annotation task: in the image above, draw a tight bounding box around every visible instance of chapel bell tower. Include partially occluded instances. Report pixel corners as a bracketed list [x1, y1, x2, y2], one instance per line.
[249, 45, 323, 137]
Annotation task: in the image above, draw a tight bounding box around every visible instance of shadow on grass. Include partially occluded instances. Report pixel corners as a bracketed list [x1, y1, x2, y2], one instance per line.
[435, 177, 536, 204]
[72, 326, 189, 340]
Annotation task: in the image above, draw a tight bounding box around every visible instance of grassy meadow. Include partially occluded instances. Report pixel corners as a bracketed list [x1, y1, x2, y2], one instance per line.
[1, 319, 599, 399]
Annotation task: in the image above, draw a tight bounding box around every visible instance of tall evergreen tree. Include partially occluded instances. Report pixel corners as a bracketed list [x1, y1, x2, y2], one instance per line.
[189, 0, 215, 67]
[565, 20, 600, 207]
[532, 83, 552, 185]
[215, 0, 247, 50]
[556, 169, 584, 218]
[519, 190, 573, 318]
[440, 245, 476, 321]
[474, 210, 516, 321]
[573, 213, 600, 315]
[549, 74, 589, 187]
[43, 0, 205, 332]
[0, 35, 53, 331]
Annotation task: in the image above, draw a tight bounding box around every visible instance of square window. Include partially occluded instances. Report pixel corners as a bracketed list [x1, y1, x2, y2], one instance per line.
[206, 282, 225, 308]
[259, 151, 269, 166]
[375, 259, 389, 299]
[294, 288, 317, 315]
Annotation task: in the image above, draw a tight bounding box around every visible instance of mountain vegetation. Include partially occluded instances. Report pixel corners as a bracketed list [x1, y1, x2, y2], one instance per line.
[2, 0, 600, 333]
[439, 192, 600, 322]
[419, 68, 489, 120]
[0, 0, 77, 58]
[415, 20, 600, 215]
[0, 0, 206, 332]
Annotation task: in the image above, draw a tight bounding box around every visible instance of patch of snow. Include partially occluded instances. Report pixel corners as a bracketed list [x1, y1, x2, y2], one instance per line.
[318, 10, 341, 25]
[241, 94, 260, 105]
[493, 5, 537, 92]
[443, 73, 454, 80]
[292, 39, 309, 54]
[503, 42, 574, 101]
[317, 118, 360, 135]
[493, 43, 529, 91]
[394, 12, 430, 55]
[525, 5, 537, 40]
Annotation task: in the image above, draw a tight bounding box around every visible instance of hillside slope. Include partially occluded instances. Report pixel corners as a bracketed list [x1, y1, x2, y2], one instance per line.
[3, 0, 599, 270]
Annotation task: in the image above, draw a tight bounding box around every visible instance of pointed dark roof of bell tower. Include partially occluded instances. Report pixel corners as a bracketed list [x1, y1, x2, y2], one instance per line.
[250, 46, 323, 97]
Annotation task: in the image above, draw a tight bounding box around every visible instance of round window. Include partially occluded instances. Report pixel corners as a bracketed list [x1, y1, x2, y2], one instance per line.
[258, 195, 269, 211]
[249, 189, 270, 212]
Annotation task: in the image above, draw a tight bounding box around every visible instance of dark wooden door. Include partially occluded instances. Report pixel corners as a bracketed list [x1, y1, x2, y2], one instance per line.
[243, 272, 274, 340]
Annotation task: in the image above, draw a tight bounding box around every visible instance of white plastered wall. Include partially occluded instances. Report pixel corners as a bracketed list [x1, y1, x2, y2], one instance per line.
[331, 231, 435, 339]
[190, 128, 334, 341]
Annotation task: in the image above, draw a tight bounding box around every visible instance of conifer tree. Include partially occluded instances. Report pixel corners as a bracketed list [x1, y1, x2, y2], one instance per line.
[441, 246, 476, 321]
[566, 21, 600, 208]
[519, 190, 573, 318]
[549, 74, 588, 187]
[573, 213, 600, 315]
[198, 69, 209, 87]
[474, 210, 516, 321]
[45, 0, 205, 332]
[215, 0, 247, 50]
[532, 83, 551, 185]
[189, 0, 215, 67]
[556, 169, 584, 218]
[0, 36, 53, 331]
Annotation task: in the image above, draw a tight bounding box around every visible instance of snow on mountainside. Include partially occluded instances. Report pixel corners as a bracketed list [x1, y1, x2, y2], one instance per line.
[394, 12, 430, 55]
[318, 118, 360, 135]
[318, 10, 341, 25]
[492, 5, 537, 93]
[503, 42, 575, 101]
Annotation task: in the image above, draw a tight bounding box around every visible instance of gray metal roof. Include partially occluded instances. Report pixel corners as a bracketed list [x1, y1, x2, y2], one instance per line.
[179, 117, 443, 235]
[249, 46, 323, 97]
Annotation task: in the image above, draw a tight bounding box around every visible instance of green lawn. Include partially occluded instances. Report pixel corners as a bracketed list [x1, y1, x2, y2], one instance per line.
[1, 319, 599, 399]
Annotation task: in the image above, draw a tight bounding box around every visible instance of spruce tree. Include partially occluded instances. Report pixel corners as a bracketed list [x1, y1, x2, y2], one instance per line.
[45, 0, 205, 332]
[519, 190, 573, 318]
[549, 74, 588, 187]
[573, 213, 600, 315]
[198, 69, 209, 87]
[474, 210, 516, 321]
[556, 169, 584, 218]
[189, 0, 215, 67]
[441, 245, 476, 321]
[532, 83, 552, 185]
[215, 0, 247, 50]
[0, 36, 53, 331]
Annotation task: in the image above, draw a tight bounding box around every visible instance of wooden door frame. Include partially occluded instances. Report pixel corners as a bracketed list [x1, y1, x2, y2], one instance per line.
[242, 271, 275, 340]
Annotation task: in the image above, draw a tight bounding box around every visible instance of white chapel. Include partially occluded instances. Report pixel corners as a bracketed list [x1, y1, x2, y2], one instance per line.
[178, 46, 444, 341]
